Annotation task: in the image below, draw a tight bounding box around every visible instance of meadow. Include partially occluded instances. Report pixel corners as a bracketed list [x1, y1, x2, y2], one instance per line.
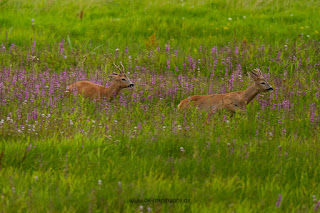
[1, 0, 320, 212]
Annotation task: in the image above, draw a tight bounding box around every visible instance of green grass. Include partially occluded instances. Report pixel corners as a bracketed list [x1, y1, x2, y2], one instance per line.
[1, 0, 320, 212]
[2, 134, 319, 212]
[1, 0, 320, 51]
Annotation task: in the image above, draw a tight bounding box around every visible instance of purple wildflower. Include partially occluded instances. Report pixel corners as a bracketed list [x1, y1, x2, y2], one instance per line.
[276, 194, 282, 208]
[165, 44, 169, 52]
[59, 39, 64, 54]
[315, 200, 320, 212]
[9, 43, 14, 53]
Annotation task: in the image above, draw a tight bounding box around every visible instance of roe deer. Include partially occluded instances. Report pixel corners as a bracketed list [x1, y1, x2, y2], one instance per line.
[178, 68, 273, 114]
[66, 62, 134, 101]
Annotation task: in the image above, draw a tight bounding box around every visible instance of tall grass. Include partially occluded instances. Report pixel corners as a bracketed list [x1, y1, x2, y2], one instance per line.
[1, 39, 320, 211]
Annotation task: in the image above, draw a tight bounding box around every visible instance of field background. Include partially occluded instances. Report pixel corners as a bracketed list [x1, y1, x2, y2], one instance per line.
[1, 0, 320, 212]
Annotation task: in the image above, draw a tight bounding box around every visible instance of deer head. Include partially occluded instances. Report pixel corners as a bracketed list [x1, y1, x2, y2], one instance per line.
[111, 62, 134, 88]
[248, 68, 273, 92]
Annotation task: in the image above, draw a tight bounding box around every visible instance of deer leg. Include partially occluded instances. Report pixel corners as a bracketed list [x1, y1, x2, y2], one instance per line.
[205, 113, 212, 125]
[204, 109, 215, 125]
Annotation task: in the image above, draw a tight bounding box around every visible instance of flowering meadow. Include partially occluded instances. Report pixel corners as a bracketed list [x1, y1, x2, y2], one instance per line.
[1, 0, 320, 212]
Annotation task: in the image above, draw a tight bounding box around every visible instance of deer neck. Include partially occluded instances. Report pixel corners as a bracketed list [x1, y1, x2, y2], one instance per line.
[241, 84, 260, 104]
[105, 83, 122, 99]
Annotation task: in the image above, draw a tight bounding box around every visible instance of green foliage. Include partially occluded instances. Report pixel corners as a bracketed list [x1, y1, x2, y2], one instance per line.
[1, 0, 320, 51]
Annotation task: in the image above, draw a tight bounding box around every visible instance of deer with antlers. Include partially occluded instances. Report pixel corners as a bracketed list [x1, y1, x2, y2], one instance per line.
[178, 68, 273, 116]
[66, 62, 134, 101]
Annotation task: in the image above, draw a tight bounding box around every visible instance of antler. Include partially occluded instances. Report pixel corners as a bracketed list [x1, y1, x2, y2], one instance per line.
[253, 68, 262, 76]
[113, 62, 125, 74]
[113, 62, 122, 73]
[119, 61, 125, 74]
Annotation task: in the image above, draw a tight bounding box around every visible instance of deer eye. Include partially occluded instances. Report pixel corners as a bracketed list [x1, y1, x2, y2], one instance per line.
[261, 82, 265, 85]
[122, 79, 126, 81]
[234, 104, 238, 107]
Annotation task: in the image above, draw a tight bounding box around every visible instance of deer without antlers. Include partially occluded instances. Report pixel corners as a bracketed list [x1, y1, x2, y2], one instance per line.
[66, 62, 134, 101]
[178, 68, 273, 115]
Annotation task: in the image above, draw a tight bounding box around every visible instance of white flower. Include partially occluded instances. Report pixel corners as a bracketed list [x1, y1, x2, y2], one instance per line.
[92, 120, 95, 123]
[180, 147, 185, 152]
[243, 16, 246, 19]
[34, 176, 38, 181]
[228, 18, 232, 21]
[290, 14, 293, 16]
[98, 180, 102, 185]
[307, 35, 310, 37]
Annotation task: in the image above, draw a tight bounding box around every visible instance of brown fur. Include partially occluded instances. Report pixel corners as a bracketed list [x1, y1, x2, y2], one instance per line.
[178, 68, 273, 115]
[178, 93, 246, 113]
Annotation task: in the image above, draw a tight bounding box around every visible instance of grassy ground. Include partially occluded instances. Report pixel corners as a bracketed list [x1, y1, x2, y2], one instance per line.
[1, 0, 320, 212]
[1, 0, 320, 51]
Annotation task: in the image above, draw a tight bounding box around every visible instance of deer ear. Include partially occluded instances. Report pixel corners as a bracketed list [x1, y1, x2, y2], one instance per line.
[109, 73, 119, 79]
[248, 71, 260, 81]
